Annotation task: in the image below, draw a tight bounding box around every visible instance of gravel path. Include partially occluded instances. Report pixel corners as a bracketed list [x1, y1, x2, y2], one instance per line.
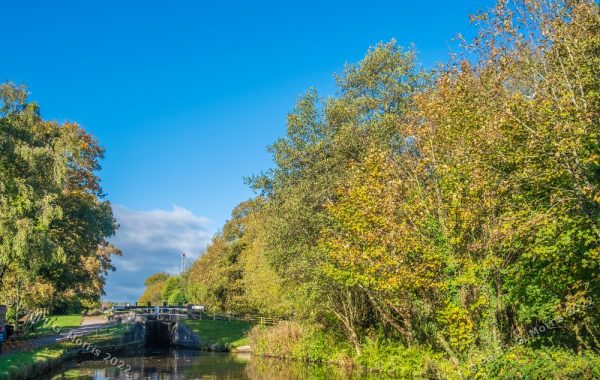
[2, 316, 113, 355]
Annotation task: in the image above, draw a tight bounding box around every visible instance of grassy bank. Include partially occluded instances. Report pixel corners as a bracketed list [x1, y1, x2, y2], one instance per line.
[183, 319, 252, 349]
[0, 323, 138, 379]
[248, 322, 600, 379]
[0, 345, 67, 379]
[27, 314, 84, 338]
[42, 315, 83, 330]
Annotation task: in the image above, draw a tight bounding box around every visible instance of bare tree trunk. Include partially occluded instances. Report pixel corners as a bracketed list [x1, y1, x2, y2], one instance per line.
[329, 307, 362, 355]
[327, 287, 368, 356]
[365, 290, 413, 345]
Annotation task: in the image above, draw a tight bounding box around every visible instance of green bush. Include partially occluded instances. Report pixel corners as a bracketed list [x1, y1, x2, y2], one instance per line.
[357, 337, 452, 379]
[471, 346, 600, 379]
[248, 322, 600, 379]
[248, 322, 307, 359]
[294, 325, 351, 363]
[248, 322, 351, 364]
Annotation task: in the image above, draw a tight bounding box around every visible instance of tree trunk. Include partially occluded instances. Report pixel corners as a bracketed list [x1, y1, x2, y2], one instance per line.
[365, 290, 413, 345]
[327, 287, 368, 356]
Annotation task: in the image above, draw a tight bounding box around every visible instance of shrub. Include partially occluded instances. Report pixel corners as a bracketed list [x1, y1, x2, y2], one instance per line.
[248, 321, 350, 363]
[357, 337, 452, 379]
[248, 322, 306, 359]
[472, 346, 600, 379]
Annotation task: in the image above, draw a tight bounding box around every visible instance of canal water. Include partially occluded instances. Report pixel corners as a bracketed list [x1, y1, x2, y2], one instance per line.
[41, 346, 391, 379]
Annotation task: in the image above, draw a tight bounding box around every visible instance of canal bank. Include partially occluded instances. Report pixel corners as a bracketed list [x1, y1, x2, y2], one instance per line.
[0, 316, 250, 379]
[0, 323, 145, 379]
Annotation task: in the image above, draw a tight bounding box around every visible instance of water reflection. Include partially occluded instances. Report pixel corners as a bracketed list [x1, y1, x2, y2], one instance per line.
[43, 347, 391, 380]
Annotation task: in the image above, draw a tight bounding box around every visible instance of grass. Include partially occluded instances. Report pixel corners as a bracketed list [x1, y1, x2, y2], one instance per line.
[28, 314, 84, 337]
[41, 314, 83, 330]
[0, 322, 134, 378]
[0, 344, 67, 378]
[184, 319, 253, 348]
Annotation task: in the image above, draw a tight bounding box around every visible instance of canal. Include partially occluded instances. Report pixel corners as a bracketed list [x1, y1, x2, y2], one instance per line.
[41, 346, 391, 379]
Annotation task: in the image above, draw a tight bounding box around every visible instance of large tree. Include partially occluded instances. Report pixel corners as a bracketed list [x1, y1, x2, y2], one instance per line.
[0, 83, 119, 312]
[246, 42, 429, 352]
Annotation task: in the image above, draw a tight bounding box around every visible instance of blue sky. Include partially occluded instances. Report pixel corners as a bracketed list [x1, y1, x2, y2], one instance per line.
[2, 0, 491, 301]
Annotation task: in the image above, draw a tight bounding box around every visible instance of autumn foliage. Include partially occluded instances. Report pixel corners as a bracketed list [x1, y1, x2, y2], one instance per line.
[148, 0, 600, 376]
[0, 83, 120, 313]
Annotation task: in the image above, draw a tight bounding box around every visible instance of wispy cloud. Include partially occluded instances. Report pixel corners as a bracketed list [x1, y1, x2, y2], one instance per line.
[104, 205, 212, 301]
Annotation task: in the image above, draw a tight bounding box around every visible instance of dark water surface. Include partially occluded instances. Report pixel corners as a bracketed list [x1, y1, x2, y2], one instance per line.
[41, 347, 388, 379]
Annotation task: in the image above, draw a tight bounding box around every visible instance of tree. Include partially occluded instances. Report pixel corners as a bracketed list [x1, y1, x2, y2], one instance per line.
[403, 0, 600, 351]
[183, 0, 600, 363]
[162, 276, 188, 305]
[186, 199, 272, 314]
[246, 42, 429, 352]
[138, 273, 170, 305]
[320, 147, 443, 346]
[0, 83, 120, 314]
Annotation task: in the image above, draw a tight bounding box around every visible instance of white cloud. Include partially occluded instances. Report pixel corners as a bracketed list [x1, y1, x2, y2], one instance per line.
[103, 205, 213, 301]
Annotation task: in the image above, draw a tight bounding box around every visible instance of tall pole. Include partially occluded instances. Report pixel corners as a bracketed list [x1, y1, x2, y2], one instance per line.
[180, 252, 186, 275]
